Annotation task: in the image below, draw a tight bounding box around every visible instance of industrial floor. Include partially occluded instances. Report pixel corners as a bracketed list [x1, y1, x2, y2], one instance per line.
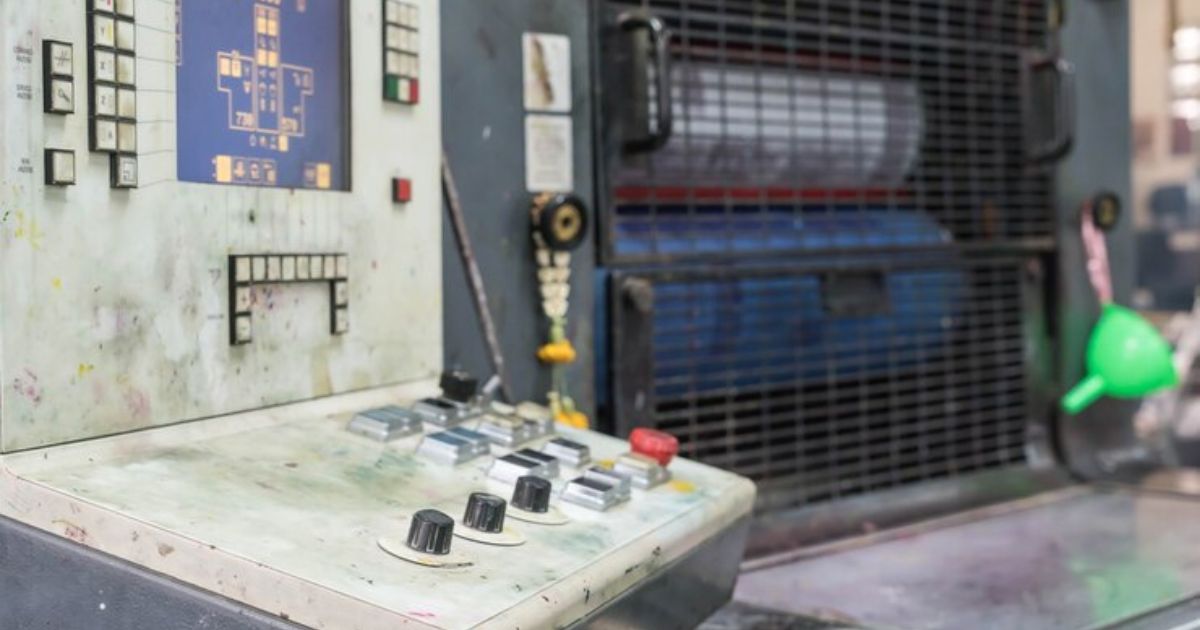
[722, 486, 1200, 630]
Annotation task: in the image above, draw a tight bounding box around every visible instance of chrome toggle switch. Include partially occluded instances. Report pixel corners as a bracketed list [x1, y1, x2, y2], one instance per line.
[478, 412, 535, 448]
[446, 426, 490, 456]
[489, 452, 552, 484]
[417, 427, 489, 465]
[513, 401, 556, 438]
[613, 453, 670, 489]
[347, 405, 422, 441]
[543, 437, 590, 468]
[583, 466, 632, 499]
[562, 477, 626, 512]
[514, 448, 560, 479]
[410, 396, 477, 428]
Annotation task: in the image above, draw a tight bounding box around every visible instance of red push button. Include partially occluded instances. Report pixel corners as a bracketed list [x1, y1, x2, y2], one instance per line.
[392, 177, 412, 203]
[630, 428, 679, 467]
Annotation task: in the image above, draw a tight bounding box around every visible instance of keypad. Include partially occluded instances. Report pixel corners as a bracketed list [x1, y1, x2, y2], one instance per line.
[382, 0, 420, 104]
[89, 0, 137, 188]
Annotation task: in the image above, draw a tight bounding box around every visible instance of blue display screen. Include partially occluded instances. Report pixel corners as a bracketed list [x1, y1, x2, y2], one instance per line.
[176, 0, 349, 190]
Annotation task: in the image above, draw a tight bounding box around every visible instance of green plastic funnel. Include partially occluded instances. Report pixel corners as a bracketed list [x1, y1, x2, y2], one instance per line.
[1062, 304, 1179, 414]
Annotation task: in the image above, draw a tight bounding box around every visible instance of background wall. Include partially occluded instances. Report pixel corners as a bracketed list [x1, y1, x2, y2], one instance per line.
[1130, 0, 1197, 230]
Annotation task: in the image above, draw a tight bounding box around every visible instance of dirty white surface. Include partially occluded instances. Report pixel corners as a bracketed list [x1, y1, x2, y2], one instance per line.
[0, 383, 757, 630]
[0, 0, 443, 451]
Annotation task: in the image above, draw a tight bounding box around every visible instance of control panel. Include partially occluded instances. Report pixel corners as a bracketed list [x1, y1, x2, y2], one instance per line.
[0, 0, 441, 452]
[1, 378, 757, 629]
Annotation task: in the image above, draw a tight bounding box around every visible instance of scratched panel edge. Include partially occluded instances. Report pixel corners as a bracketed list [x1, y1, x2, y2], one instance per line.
[0, 0, 444, 451]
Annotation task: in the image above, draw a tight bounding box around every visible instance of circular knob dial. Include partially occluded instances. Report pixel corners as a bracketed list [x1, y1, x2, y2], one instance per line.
[512, 476, 552, 514]
[407, 509, 455, 555]
[439, 370, 478, 403]
[532, 194, 590, 252]
[462, 493, 507, 533]
[630, 427, 679, 467]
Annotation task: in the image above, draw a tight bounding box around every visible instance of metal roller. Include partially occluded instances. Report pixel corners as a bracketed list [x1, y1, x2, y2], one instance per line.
[617, 63, 926, 189]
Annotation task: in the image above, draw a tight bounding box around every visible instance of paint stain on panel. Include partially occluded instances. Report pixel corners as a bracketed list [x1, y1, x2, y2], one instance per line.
[12, 210, 44, 249]
[668, 479, 696, 494]
[12, 369, 42, 405]
[121, 385, 152, 422]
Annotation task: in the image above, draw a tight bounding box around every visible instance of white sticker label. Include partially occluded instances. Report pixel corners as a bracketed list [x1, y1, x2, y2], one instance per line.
[523, 33, 571, 113]
[525, 114, 573, 193]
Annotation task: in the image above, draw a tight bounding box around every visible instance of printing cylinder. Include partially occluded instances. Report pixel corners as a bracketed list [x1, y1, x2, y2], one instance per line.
[617, 64, 926, 189]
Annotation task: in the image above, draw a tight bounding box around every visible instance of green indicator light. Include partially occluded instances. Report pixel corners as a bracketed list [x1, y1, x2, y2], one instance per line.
[384, 75, 401, 101]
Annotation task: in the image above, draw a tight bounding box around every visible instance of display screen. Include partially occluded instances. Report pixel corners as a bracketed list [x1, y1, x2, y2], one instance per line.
[176, 0, 349, 190]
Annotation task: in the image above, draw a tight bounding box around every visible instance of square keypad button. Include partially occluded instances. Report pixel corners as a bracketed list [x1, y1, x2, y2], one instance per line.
[111, 154, 138, 188]
[94, 84, 117, 116]
[233, 315, 253, 345]
[46, 41, 74, 77]
[117, 122, 137, 152]
[117, 88, 136, 118]
[116, 53, 135, 85]
[93, 15, 115, 48]
[93, 50, 116, 82]
[115, 20, 135, 52]
[44, 149, 76, 186]
[46, 78, 74, 114]
[93, 119, 118, 152]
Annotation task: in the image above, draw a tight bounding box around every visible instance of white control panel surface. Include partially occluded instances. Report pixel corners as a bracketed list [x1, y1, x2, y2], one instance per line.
[0, 0, 442, 452]
[0, 383, 756, 629]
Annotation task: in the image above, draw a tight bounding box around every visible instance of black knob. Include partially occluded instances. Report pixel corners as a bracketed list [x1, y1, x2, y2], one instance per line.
[407, 509, 454, 555]
[462, 492, 507, 533]
[439, 370, 478, 403]
[512, 476, 552, 514]
[532, 194, 590, 252]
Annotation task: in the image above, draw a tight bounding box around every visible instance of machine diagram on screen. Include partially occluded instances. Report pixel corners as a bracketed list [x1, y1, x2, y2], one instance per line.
[216, 2, 314, 158]
[176, 0, 346, 189]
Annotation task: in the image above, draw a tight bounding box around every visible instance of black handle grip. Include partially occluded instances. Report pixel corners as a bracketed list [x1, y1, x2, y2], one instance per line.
[1023, 53, 1076, 164]
[618, 11, 673, 154]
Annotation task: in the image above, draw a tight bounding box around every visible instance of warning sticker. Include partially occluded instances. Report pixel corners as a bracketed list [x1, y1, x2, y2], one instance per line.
[525, 114, 573, 193]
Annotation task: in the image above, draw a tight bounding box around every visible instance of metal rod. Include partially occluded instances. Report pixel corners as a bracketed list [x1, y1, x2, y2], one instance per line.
[442, 152, 513, 403]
